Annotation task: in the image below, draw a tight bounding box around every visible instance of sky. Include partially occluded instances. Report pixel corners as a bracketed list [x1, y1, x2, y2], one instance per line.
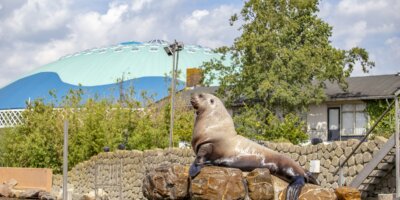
[0, 0, 399, 88]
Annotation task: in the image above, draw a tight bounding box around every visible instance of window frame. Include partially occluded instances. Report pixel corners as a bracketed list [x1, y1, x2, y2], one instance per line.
[340, 103, 368, 136]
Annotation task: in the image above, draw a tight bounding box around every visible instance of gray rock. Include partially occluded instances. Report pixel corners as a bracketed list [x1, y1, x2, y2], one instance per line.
[299, 155, 307, 166]
[329, 165, 337, 173]
[312, 145, 318, 153]
[355, 153, 364, 165]
[348, 166, 357, 176]
[142, 164, 189, 200]
[348, 156, 355, 166]
[329, 150, 336, 159]
[13, 188, 44, 199]
[335, 148, 344, 157]
[363, 152, 372, 163]
[367, 142, 376, 152]
[323, 159, 331, 169]
[289, 145, 296, 153]
[317, 151, 323, 159]
[344, 147, 353, 157]
[323, 151, 331, 159]
[4, 179, 18, 188]
[300, 146, 307, 155]
[291, 153, 299, 161]
[360, 142, 368, 153]
[332, 157, 339, 166]
[374, 136, 387, 148]
[356, 164, 364, 173]
[0, 184, 12, 197]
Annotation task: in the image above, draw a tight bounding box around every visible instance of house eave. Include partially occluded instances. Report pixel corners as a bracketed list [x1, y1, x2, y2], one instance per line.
[326, 95, 395, 102]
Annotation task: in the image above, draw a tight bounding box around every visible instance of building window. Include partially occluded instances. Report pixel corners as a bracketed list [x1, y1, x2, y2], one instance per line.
[341, 103, 367, 135]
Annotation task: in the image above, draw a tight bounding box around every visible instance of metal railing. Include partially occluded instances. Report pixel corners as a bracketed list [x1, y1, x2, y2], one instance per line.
[334, 100, 394, 176]
[334, 92, 399, 198]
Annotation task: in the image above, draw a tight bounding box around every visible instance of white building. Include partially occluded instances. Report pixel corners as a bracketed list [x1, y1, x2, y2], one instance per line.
[307, 74, 400, 141]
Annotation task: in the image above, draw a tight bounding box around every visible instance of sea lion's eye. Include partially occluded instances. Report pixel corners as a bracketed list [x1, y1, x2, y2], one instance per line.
[210, 99, 214, 104]
[199, 94, 203, 98]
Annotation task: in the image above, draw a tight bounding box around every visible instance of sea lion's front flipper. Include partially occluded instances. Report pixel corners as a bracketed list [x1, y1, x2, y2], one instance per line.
[189, 143, 213, 178]
[286, 176, 305, 200]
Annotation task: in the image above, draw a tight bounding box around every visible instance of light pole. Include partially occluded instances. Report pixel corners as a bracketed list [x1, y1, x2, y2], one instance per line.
[164, 40, 184, 148]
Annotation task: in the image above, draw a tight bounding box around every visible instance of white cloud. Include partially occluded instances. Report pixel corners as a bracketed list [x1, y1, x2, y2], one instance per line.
[342, 21, 368, 48]
[319, 0, 400, 76]
[180, 5, 240, 48]
[337, 0, 388, 15]
[0, 0, 70, 39]
[317, 1, 332, 19]
[0, 4, 3, 10]
[131, 0, 153, 12]
[385, 37, 400, 58]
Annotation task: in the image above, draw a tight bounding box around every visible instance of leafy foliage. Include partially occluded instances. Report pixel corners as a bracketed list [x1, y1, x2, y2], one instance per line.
[234, 104, 307, 144]
[202, 0, 374, 143]
[366, 100, 395, 138]
[0, 88, 194, 173]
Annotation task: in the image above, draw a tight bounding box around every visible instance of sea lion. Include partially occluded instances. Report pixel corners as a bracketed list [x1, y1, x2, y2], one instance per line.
[189, 93, 318, 200]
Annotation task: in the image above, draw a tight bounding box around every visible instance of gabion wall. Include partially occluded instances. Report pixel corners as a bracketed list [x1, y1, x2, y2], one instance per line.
[53, 137, 395, 199]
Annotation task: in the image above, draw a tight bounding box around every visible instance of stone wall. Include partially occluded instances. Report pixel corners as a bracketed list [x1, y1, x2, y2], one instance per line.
[53, 137, 395, 199]
[53, 148, 195, 199]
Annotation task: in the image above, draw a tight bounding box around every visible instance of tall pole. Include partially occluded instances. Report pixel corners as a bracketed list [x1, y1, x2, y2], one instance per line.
[169, 43, 177, 148]
[395, 90, 400, 199]
[63, 120, 69, 200]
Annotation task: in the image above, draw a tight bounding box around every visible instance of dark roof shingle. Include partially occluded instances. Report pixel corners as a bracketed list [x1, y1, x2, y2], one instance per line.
[325, 74, 400, 101]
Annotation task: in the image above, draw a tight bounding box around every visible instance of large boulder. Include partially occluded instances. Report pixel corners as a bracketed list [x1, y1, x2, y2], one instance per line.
[142, 164, 190, 199]
[0, 179, 18, 197]
[143, 164, 338, 200]
[82, 189, 109, 200]
[334, 186, 361, 200]
[11, 188, 44, 199]
[190, 166, 246, 200]
[279, 184, 337, 200]
[0, 184, 12, 197]
[245, 168, 274, 200]
[38, 191, 57, 200]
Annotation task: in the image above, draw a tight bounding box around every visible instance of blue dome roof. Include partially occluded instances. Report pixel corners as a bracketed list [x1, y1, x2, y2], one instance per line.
[0, 40, 232, 109]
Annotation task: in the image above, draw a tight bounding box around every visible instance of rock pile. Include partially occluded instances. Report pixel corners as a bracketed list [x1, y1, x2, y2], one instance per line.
[142, 164, 343, 200]
[0, 178, 56, 200]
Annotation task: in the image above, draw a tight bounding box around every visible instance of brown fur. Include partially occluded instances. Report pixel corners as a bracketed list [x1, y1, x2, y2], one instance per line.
[190, 93, 315, 184]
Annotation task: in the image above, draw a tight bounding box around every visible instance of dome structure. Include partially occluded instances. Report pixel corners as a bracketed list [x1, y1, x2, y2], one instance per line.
[0, 39, 232, 110]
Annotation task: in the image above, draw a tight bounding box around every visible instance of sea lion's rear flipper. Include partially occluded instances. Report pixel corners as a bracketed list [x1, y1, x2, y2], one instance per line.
[189, 160, 212, 178]
[189, 163, 202, 178]
[286, 176, 305, 200]
[305, 171, 319, 185]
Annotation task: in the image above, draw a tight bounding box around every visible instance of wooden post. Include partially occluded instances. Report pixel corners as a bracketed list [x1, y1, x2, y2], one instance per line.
[63, 120, 68, 200]
[169, 46, 176, 148]
[395, 90, 400, 199]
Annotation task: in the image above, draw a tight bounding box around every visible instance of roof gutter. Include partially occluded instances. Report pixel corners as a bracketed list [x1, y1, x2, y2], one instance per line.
[327, 95, 397, 102]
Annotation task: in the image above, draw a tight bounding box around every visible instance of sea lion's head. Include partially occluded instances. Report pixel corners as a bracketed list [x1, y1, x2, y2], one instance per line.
[191, 93, 236, 136]
[190, 93, 223, 115]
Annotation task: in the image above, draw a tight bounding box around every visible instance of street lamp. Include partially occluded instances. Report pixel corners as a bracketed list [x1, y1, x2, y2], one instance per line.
[164, 40, 184, 148]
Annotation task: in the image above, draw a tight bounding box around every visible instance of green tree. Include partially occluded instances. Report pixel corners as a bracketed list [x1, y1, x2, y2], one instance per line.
[0, 86, 195, 172]
[202, 0, 374, 143]
[366, 100, 395, 138]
